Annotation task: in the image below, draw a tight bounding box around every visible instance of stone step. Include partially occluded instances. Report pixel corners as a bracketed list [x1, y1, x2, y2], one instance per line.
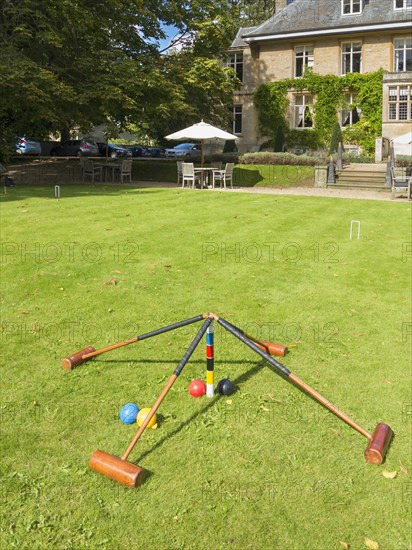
[336, 167, 387, 187]
[340, 163, 387, 172]
[337, 174, 387, 182]
[331, 183, 390, 191]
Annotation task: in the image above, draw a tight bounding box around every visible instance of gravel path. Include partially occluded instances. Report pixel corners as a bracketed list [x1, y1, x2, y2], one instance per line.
[138, 181, 409, 202]
[216, 186, 396, 201]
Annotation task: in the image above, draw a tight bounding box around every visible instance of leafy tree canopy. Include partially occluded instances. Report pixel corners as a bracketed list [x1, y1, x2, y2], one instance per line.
[0, 0, 241, 155]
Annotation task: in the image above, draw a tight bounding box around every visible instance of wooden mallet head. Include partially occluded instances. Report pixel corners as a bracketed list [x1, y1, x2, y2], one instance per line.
[89, 450, 146, 488]
[61, 346, 96, 370]
[364, 423, 393, 464]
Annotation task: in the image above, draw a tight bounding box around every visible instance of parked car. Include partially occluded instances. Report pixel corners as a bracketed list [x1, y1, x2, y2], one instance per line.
[50, 139, 99, 157]
[146, 146, 166, 158]
[16, 137, 41, 155]
[165, 143, 201, 158]
[96, 142, 132, 159]
[128, 145, 151, 157]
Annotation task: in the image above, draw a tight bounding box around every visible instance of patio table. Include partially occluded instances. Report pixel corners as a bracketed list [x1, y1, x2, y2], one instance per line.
[194, 167, 220, 188]
[94, 161, 122, 183]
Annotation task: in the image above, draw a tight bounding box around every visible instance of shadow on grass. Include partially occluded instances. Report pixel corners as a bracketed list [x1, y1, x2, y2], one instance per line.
[132, 360, 268, 465]
[233, 167, 263, 187]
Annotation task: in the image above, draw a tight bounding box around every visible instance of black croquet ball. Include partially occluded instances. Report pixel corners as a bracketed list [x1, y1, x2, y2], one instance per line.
[217, 379, 235, 396]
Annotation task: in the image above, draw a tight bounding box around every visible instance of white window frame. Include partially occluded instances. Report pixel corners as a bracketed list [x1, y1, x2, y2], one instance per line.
[342, 0, 362, 15]
[294, 95, 314, 129]
[341, 41, 362, 74]
[294, 46, 314, 78]
[227, 52, 244, 83]
[232, 104, 242, 134]
[394, 0, 412, 10]
[341, 92, 361, 127]
[394, 37, 412, 72]
[388, 85, 412, 121]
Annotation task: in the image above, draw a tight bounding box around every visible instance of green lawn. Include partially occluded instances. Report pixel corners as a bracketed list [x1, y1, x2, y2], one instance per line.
[1, 186, 411, 549]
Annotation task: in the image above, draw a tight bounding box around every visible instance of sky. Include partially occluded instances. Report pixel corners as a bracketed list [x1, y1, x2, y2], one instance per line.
[158, 24, 179, 52]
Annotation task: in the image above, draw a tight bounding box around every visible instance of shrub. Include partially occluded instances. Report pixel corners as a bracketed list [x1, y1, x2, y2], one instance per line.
[239, 152, 326, 166]
[395, 155, 412, 167]
[341, 153, 375, 164]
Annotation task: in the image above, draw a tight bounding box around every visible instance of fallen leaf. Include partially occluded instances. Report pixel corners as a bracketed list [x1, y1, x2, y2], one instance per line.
[339, 541, 349, 549]
[364, 538, 379, 550]
[260, 405, 270, 412]
[226, 399, 232, 405]
[382, 470, 397, 479]
[164, 264, 172, 268]
[20, 310, 29, 315]
[108, 308, 113, 313]
[383, 379, 391, 385]
[399, 462, 409, 476]
[103, 277, 117, 286]
[331, 429, 341, 437]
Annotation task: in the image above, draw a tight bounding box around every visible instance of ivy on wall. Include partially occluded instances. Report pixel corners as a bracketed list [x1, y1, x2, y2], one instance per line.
[254, 69, 384, 154]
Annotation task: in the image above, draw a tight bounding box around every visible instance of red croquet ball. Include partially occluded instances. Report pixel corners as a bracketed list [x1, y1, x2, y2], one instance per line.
[188, 379, 206, 397]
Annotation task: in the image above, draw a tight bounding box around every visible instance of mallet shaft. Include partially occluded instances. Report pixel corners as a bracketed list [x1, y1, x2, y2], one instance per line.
[289, 374, 371, 440]
[217, 316, 372, 440]
[81, 314, 205, 360]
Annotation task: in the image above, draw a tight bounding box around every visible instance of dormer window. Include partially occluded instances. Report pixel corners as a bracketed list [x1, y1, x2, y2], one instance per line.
[342, 0, 362, 15]
[394, 0, 412, 9]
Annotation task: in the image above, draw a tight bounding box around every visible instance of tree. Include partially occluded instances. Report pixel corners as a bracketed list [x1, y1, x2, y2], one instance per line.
[0, 0, 239, 159]
[227, 0, 285, 27]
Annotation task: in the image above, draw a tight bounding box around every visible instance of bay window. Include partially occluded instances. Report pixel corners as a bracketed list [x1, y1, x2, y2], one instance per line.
[388, 85, 412, 121]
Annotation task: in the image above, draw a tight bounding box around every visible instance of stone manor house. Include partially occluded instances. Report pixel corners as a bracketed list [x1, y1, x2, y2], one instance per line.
[228, 0, 412, 155]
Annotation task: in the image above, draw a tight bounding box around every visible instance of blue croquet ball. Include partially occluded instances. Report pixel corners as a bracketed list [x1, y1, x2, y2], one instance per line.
[217, 379, 235, 396]
[120, 402, 139, 424]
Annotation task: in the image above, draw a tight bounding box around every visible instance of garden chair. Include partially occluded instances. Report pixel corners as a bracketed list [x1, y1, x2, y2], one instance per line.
[117, 159, 133, 183]
[212, 163, 234, 189]
[81, 158, 102, 183]
[391, 167, 411, 200]
[182, 162, 200, 189]
[176, 161, 183, 185]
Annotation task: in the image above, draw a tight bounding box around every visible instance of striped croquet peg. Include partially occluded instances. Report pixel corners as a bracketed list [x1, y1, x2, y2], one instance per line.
[206, 322, 214, 397]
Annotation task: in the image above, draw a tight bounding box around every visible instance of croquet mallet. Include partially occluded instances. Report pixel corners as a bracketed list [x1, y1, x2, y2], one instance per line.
[62, 314, 206, 370]
[89, 317, 213, 487]
[214, 314, 393, 465]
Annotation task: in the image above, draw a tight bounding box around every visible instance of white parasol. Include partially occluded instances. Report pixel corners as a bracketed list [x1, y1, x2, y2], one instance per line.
[165, 120, 238, 165]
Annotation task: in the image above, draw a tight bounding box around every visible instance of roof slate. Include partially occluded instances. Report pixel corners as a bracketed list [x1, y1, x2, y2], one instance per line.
[230, 26, 258, 48]
[242, 0, 412, 40]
